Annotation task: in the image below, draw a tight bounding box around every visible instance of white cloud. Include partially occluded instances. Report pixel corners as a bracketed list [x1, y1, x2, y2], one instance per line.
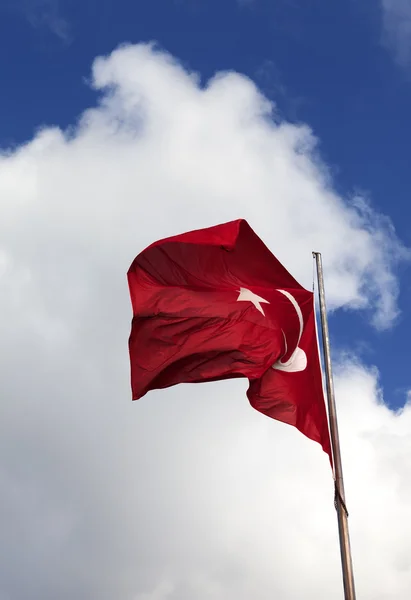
[381, 0, 411, 66]
[2, 0, 72, 43]
[0, 43, 410, 599]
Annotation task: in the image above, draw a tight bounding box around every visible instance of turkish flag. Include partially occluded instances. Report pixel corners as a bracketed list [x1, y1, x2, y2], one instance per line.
[128, 219, 331, 460]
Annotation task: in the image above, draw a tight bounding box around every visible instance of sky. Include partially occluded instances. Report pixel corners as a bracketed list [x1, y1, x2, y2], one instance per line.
[1, 1, 411, 598]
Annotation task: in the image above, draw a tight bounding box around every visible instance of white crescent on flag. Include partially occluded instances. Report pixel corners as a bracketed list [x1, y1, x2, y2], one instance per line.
[272, 289, 307, 373]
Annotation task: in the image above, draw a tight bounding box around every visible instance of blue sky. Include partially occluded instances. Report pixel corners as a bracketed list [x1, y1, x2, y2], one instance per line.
[3, 4, 411, 598]
[2, 0, 408, 404]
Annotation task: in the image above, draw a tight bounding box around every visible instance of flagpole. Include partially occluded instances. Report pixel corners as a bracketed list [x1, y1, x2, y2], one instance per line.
[313, 252, 356, 600]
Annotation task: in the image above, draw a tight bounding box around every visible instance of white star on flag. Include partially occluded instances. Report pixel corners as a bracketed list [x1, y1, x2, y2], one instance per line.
[236, 288, 270, 316]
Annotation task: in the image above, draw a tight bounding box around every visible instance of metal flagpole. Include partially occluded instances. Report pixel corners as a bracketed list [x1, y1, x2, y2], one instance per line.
[313, 252, 356, 600]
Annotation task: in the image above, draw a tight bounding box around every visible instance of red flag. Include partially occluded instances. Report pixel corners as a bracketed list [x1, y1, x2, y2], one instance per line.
[128, 219, 331, 460]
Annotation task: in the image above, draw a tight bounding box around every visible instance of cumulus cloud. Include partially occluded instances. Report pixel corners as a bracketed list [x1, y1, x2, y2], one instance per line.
[0, 43, 410, 599]
[381, 0, 411, 66]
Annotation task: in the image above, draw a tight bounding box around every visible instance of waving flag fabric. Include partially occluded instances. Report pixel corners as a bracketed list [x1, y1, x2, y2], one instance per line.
[128, 219, 331, 459]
